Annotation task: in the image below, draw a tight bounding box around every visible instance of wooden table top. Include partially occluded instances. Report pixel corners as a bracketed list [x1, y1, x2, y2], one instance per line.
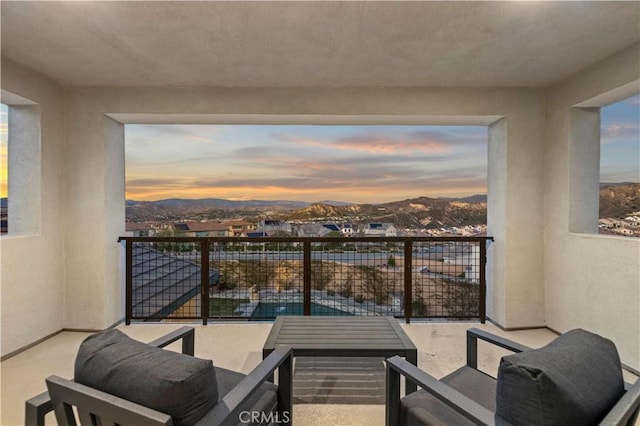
[263, 316, 417, 355]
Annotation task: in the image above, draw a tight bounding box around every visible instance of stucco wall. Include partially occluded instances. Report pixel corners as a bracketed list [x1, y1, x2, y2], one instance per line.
[545, 43, 640, 369]
[1, 58, 66, 357]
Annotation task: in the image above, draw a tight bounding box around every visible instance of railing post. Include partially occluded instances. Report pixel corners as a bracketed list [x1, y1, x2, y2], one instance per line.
[303, 241, 311, 315]
[404, 239, 412, 324]
[201, 238, 210, 325]
[125, 239, 133, 325]
[479, 240, 487, 324]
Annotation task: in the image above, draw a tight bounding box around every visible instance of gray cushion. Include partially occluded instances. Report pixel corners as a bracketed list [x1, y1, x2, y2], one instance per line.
[496, 329, 624, 426]
[400, 366, 497, 426]
[197, 367, 279, 426]
[74, 329, 217, 426]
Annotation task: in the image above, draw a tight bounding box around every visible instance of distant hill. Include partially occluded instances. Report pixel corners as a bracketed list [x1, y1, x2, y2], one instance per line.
[129, 198, 310, 210]
[125, 195, 487, 226]
[279, 195, 487, 229]
[125, 184, 638, 226]
[126, 198, 311, 222]
[599, 182, 640, 218]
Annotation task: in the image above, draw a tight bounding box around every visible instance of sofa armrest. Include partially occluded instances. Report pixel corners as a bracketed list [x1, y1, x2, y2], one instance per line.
[599, 379, 640, 426]
[45, 375, 173, 426]
[466, 328, 531, 369]
[386, 355, 498, 426]
[199, 345, 293, 426]
[147, 326, 195, 355]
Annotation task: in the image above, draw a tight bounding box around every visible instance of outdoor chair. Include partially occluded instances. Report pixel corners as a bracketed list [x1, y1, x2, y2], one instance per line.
[25, 326, 293, 426]
[386, 327, 640, 426]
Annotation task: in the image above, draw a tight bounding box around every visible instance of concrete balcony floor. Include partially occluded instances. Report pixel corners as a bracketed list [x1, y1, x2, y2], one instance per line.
[1, 321, 636, 426]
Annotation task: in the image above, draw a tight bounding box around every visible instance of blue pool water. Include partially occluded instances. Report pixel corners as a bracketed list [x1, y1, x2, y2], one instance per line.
[250, 302, 352, 318]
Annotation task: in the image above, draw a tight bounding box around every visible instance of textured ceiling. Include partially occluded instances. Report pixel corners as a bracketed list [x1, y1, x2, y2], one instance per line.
[1, 1, 639, 88]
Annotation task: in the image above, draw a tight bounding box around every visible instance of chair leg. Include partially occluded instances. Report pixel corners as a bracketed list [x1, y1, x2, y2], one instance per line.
[25, 391, 53, 426]
[386, 361, 402, 426]
[277, 355, 293, 425]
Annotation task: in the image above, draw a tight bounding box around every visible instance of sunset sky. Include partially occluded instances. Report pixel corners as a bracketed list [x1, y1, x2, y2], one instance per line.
[0, 94, 638, 202]
[125, 124, 488, 203]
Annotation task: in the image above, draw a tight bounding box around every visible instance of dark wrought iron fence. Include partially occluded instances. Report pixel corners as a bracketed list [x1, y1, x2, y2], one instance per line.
[118, 236, 492, 324]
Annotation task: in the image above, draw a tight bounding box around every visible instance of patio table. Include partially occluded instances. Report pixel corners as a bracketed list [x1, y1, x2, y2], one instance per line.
[263, 315, 418, 394]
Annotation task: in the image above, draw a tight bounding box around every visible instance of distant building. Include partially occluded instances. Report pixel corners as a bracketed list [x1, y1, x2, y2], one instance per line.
[244, 231, 269, 238]
[321, 223, 341, 233]
[363, 223, 397, 237]
[340, 224, 354, 236]
[125, 222, 158, 237]
[295, 223, 333, 237]
[171, 220, 255, 237]
[258, 219, 292, 235]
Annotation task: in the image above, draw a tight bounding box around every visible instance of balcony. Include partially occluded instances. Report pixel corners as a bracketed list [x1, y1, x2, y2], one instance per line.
[119, 236, 492, 324]
[1, 3, 639, 425]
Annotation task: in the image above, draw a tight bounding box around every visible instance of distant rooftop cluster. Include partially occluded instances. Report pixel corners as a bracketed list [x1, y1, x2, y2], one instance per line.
[125, 218, 488, 238]
[599, 213, 640, 237]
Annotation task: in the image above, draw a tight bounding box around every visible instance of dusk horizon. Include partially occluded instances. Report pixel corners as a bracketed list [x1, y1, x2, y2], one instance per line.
[1, 94, 638, 201]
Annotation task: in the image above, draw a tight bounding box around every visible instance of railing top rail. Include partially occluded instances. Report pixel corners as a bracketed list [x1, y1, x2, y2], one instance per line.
[118, 236, 494, 243]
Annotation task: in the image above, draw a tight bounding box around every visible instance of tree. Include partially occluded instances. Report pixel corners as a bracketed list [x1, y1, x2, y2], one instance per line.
[387, 255, 396, 268]
[310, 261, 332, 290]
[357, 265, 391, 305]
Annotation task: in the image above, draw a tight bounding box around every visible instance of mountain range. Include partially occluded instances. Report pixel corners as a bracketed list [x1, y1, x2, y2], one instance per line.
[126, 194, 489, 228]
[125, 182, 640, 228]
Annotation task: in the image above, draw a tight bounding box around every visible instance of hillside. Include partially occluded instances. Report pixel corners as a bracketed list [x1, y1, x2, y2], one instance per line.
[599, 183, 640, 218]
[125, 183, 639, 226]
[277, 196, 487, 229]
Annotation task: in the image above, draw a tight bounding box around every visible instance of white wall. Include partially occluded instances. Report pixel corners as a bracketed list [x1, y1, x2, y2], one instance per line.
[61, 85, 546, 331]
[545, 43, 640, 369]
[1, 58, 66, 357]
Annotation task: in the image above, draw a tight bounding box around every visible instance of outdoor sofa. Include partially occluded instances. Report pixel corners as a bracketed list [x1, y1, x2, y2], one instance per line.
[25, 326, 292, 426]
[386, 327, 640, 426]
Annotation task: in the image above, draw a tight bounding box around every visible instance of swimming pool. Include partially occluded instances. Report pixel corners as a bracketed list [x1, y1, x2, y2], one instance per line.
[250, 302, 353, 318]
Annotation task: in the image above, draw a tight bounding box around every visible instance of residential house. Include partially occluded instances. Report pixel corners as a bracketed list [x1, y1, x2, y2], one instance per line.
[363, 223, 398, 237]
[258, 219, 292, 235]
[171, 221, 230, 237]
[124, 222, 158, 237]
[295, 223, 333, 238]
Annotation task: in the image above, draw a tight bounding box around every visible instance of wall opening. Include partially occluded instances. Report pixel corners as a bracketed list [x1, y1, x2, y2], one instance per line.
[0, 92, 41, 237]
[1, 104, 7, 234]
[599, 93, 640, 237]
[124, 124, 489, 237]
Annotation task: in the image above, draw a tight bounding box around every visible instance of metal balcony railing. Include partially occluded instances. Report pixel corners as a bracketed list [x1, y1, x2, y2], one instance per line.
[118, 236, 493, 324]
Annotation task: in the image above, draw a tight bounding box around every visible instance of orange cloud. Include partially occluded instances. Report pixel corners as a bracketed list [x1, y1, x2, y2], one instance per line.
[285, 135, 452, 155]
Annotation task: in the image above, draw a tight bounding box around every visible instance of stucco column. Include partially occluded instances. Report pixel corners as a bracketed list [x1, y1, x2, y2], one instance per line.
[487, 111, 545, 328]
[63, 95, 125, 330]
[7, 105, 41, 236]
